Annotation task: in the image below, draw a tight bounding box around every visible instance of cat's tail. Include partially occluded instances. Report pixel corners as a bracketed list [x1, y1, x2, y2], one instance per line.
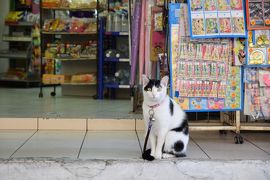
[142, 149, 155, 161]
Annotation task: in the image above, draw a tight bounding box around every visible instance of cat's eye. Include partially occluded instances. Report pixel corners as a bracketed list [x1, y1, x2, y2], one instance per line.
[147, 88, 151, 91]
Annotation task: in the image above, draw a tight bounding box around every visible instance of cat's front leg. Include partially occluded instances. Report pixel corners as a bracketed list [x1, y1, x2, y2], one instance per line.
[155, 133, 166, 159]
[149, 133, 156, 157]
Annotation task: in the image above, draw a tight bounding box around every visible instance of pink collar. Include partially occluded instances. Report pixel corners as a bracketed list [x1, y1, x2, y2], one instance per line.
[147, 99, 166, 109]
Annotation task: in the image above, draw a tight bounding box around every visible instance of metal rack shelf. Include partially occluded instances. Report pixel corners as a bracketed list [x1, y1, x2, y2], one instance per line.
[105, 32, 129, 36]
[2, 36, 32, 42]
[42, 31, 97, 35]
[62, 82, 96, 85]
[104, 57, 129, 62]
[41, 6, 96, 11]
[44, 57, 96, 61]
[0, 50, 29, 59]
[0, 78, 39, 82]
[104, 83, 130, 89]
[5, 21, 34, 26]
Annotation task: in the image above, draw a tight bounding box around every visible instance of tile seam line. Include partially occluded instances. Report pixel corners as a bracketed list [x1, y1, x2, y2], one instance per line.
[77, 130, 88, 159]
[243, 137, 270, 156]
[135, 118, 143, 153]
[135, 129, 143, 153]
[8, 130, 39, 160]
[190, 136, 212, 159]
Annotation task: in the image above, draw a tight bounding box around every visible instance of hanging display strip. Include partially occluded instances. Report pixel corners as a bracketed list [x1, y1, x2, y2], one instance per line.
[244, 68, 270, 119]
[246, 0, 270, 30]
[187, 0, 246, 38]
[246, 30, 270, 66]
[244, 28, 270, 119]
[169, 3, 243, 112]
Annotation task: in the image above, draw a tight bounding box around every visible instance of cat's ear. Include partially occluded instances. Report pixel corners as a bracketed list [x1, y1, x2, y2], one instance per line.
[161, 76, 169, 87]
[142, 74, 149, 87]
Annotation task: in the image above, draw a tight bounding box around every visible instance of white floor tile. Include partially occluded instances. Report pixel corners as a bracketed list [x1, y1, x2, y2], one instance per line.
[0, 130, 35, 159]
[12, 131, 85, 159]
[242, 132, 270, 154]
[79, 131, 141, 159]
[191, 131, 270, 160]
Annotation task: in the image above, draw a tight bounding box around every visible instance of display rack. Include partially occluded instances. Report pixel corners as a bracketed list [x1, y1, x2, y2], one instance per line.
[241, 28, 270, 132]
[246, 0, 270, 30]
[169, 3, 244, 143]
[0, 0, 39, 87]
[97, 1, 131, 99]
[38, 0, 99, 97]
[187, 0, 247, 38]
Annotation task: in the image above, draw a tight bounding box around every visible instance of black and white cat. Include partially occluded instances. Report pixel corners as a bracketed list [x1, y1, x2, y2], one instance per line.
[142, 75, 189, 160]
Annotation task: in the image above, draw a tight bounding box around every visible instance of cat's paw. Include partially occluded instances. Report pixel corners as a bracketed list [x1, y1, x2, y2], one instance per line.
[162, 153, 175, 159]
[154, 152, 162, 159]
[150, 150, 155, 157]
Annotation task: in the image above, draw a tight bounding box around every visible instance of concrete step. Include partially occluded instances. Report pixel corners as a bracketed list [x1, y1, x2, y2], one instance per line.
[0, 158, 269, 180]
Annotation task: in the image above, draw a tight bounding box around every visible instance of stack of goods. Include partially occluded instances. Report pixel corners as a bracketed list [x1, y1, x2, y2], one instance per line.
[42, 0, 97, 9]
[5, 11, 39, 25]
[31, 24, 41, 74]
[247, 30, 270, 65]
[45, 41, 97, 59]
[106, 10, 128, 32]
[43, 18, 96, 33]
[1, 68, 27, 81]
[42, 74, 65, 84]
[69, 73, 96, 83]
[105, 0, 129, 32]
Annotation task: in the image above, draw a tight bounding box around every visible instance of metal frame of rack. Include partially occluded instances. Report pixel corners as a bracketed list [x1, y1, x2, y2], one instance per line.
[239, 66, 270, 133]
[162, 2, 244, 144]
[0, 1, 39, 87]
[38, 0, 99, 98]
[97, 1, 131, 99]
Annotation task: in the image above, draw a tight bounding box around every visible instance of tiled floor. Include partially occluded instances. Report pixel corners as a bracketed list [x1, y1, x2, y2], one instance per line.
[0, 87, 141, 119]
[0, 130, 269, 160]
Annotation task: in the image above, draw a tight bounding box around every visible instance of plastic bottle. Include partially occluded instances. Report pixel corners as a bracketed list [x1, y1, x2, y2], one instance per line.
[121, 13, 128, 32]
[113, 13, 121, 32]
[106, 13, 113, 32]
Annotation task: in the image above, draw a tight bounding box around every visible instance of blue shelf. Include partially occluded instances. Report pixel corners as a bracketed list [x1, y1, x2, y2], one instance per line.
[184, 109, 242, 113]
[244, 64, 270, 68]
[97, 18, 130, 99]
[104, 57, 129, 62]
[104, 83, 130, 89]
[105, 32, 129, 36]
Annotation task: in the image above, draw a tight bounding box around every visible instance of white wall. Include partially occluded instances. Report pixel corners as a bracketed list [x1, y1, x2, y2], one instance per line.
[0, 1, 10, 73]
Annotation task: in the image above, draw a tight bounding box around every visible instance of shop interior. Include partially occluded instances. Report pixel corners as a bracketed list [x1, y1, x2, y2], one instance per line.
[0, 0, 269, 141]
[0, 0, 221, 121]
[0, 0, 136, 119]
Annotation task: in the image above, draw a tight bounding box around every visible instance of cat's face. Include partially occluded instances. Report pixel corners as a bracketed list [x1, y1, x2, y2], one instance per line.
[142, 75, 169, 102]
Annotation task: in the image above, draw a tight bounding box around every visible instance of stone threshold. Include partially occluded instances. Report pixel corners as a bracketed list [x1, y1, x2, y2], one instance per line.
[0, 118, 145, 131]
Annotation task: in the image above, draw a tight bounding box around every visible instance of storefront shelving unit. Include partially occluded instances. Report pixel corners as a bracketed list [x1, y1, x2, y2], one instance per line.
[168, 3, 245, 144]
[97, 3, 131, 99]
[38, 0, 99, 98]
[0, 1, 39, 87]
